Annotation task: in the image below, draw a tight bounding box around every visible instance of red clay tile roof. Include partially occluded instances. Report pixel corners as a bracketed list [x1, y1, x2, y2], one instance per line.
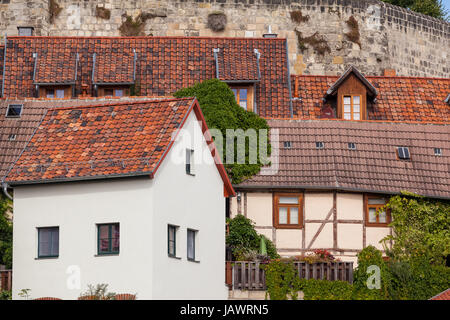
[3, 97, 235, 197]
[93, 52, 135, 84]
[291, 75, 450, 123]
[0, 96, 168, 180]
[430, 288, 450, 300]
[237, 119, 450, 199]
[214, 47, 260, 82]
[34, 50, 78, 84]
[2, 36, 291, 118]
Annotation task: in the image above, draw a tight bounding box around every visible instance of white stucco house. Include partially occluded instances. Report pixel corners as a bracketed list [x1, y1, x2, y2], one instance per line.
[3, 97, 234, 300]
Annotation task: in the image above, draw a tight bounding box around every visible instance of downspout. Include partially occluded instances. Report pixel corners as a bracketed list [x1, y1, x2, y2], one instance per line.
[1, 182, 12, 201]
[32, 52, 38, 98]
[91, 53, 97, 96]
[132, 49, 137, 82]
[285, 40, 294, 118]
[1, 34, 7, 98]
[253, 49, 261, 115]
[73, 52, 79, 97]
[213, 48, 220, 79]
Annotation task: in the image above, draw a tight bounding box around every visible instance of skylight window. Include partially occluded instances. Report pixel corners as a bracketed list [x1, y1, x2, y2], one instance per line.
[316, 142, 324, 149]
[348, 142, 356, 150]
[284, 141, 292, 149]
[434, 148, 442, 156]
[8, 134, 16, 141]
[6, 104, 23, 118]
[397, 147, 410, 160]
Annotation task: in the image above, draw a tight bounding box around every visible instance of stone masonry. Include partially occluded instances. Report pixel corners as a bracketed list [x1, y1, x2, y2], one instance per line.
[0, 0, 449, 77]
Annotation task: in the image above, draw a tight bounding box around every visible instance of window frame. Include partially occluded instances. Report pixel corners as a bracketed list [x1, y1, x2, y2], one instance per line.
[231, 86, 253, 111]
[364, 194, 391, 227]
[187, 229, 198, 262]
[168, 224, 178, 258]
[5, 104, 23, 118]
[342, 94, 362, 120]
[186, 148, 195, 176]
[273, 193, 303, 229]
[37, 226, 59, 259]
[96, 223, 120, 255]
[397, 147, 411, 160]
[99, 86, 130, 97]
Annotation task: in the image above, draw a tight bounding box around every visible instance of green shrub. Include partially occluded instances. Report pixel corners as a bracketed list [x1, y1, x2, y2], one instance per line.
[174, 79, 271, 184]
[264, 259, 296, 300]
[0, 290, 12, 300]
[0, 194, 12, 269]
[294, 278, 353, 300]
[226, 214, 279, 260]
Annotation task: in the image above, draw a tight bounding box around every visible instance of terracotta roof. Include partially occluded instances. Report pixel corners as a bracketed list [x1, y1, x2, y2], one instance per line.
[3, 97, 235, 197]
[213, 47, 260, 82]
[237, 119, 450, 199]
[430, 288, 450, 300]
[291, 75, 450, 123]
[34, 51, 78, 84]
[0, 96, 165, 180]
[2, 36, 291, 118]
[93, 52, 135, 84]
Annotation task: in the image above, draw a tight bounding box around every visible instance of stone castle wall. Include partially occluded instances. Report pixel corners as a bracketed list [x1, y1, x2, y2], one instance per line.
[0, 0, 449, 77]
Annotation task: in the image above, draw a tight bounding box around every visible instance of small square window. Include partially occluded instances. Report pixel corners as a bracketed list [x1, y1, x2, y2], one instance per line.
[46, 89, 55, 99]
[365, 196, 390, 227]
[55, 89, 65, 99]
[186, 148, 195, 175]
[187, 229, 197, 261]
[348, 142, 356, 150]
[316, 142, 324, 149]
[38, 227, 59, 258]
[8, 134, 16, 141]
[434, 148, 442, 156]
[6, 104, 23, 118]
[284, 141, 292, 149]
[168, 225, 178, 257]
[97, 223, 120, 255]
[397, 147, 410, 160]
[18, 27, 34, 37]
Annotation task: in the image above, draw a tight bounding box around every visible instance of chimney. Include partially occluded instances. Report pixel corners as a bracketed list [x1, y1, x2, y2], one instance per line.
[383, 69, 396, 77]
[263, 25, 277, 38]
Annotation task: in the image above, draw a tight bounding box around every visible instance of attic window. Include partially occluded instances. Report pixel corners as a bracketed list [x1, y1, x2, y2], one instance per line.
[6, 104, 23, 118]
[397, 147, 410, 160]
[284, 141, 292, 149]
[434, 148, 442, 156]
[348, 142, 356, 150]
[316, 142, 324, 149]
[17, 26, 34, 36]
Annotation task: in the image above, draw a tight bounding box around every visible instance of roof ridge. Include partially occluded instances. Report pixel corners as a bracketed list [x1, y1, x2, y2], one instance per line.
[46, 97, 195, 111]
[264, 118, 450, 125]
[7, 36, 287, 41]
[291, 74, 450, 81]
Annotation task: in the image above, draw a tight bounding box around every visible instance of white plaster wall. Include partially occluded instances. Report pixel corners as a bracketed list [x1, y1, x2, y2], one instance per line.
[305, 223, 334, 249]
[276, 229, 302, 249]
[246, 192, 272, 227]
[150, 112, 228, 299]
[366, 227, 390, 250]
[304, 193, 333, 220]
[337, 224, 363, 250]
[337, 193, 364, 220]
[12, 178, 154, 300]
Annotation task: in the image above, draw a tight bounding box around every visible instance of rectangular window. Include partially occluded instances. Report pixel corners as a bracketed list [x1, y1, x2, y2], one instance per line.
[343, 95, 361, 120]
[102, 87, 127, 97]
[187, 229, 197, 261]
[55, 89, 65, 99]
[397, 147, 410, 160]
[273, 193, 303, 229]
[6, 104, 23, 118]
[46, 88, 55, 99]
[365, 195, 390, 227]
[231, 87, 249, 110]
[186, 148, 195, 175]
[97, 223, 120, 255]
[18, 27, 34, 36]
[38, 227, 59, 258]
[168, 225, 178, 257]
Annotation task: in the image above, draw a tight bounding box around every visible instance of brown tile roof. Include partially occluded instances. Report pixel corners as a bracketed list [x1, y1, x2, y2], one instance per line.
[2, 36, 291, 118]
[34, 51, 78, 84]
[291, 75, 450, 123]
[430, 288, 450, 300]
[237, 119, 450, 199]
[0, 96, 163, 180]
[93, 52, 135, 84]
[3, 97, 235, 197]
[214, 47, 260, 82]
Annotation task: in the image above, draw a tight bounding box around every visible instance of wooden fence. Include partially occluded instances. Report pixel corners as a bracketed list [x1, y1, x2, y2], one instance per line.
[229, 261, 353, 290]
[0, 270, 12, 292]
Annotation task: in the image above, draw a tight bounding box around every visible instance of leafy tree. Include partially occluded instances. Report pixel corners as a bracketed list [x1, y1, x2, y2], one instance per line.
[381, 0, 449, 21]
[0, 194, 13, 269]
[174, 79, 271, 184]
[226, 214, 279, 260]
[381, 192, 450, 265]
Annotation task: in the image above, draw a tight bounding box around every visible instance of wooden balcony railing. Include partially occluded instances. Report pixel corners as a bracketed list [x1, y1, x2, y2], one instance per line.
[0, 270, 12, 292]
[228, 261, 353, 290]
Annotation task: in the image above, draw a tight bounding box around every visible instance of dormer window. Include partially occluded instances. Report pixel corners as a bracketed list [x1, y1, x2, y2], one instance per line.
[100, 87, 127, 97]
[343, 95, 361, 120]
[231, 86, 253, 111]
[39, 86, 71, 99]
[6, 104, 23, 118]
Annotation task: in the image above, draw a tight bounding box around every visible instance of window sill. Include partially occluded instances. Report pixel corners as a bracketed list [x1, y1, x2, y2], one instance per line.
[168, 255, 181, 260]
[95, 253, 120, 257]
[365, 223, 390, 228]
[274, 225, 303, 229]
[187, 258, 200, 263]
[35, 256, 59, 260]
